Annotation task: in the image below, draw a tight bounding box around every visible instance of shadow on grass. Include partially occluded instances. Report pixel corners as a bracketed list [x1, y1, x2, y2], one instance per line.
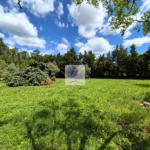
[23, 98, 150, 150]
[134, 84, 150, 88]
[24, 108, 57, 150]
[0, 119, 12, 127]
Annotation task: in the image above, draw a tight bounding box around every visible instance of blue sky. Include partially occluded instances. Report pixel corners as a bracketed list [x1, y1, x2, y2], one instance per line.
[0, 0, 150, 59]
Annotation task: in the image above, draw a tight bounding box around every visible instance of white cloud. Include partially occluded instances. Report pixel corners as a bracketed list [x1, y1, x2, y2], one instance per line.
[123, 36, 150, 48]
[140, 0, 150, 14]
[56, 2, 64, 18]
[9, 8, 19, 13]
[67, 1, 108, 39]
[99, 17, 120, 36]
[50, 40, 57, 45]
[0, 5, 37, 37]
[4, 37, 15, 46]
[78, 37, 115, 58]
[71, 23, 74, 27]
[4, 6, 9, 13]
[66, 24, 69, 28]
[75, 36, 80, 42]
[41, 49, 55, 56]
[56, 43, 69, 54]
[21, 48, 33, 56]
[50, 40, 55, 43]
[55, 20, 65, 28]
[62, 37, 69, 45]
[7, 0, 55, 18]
[0, 33, 5, 38]
[5, 36, 46, 48]
[99, 16, 137, 39]
[8, 45, 14, 49]
[40, 26, 43, 31]
[74, 42, 84, 48]
[56, 37, 70, 54]
[99, 0, 150, 39]
[0, 5, 46, 48]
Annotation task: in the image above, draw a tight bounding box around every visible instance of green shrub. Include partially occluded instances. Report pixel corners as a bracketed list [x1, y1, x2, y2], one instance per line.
[45, 61, 60, 76]
[0, 59, 7, 78]
[85, 64, 91, 78]
[0, 60, 19, 79]
[0, 59, 8, 69]
[143, 92, 150, 103]
[104, 71, 109, 77]
[0, 69, 9, 79]
[6, 60, 56, 87]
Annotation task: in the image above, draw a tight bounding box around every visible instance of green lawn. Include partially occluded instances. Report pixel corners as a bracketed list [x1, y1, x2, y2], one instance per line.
[0, 78, 150, 150]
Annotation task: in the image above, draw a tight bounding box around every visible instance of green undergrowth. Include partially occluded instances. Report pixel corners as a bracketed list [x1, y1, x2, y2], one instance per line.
[0, 79, 150, 150]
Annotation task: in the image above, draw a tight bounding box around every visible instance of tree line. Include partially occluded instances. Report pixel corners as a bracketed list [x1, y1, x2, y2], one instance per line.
[0, 38, 150, 79]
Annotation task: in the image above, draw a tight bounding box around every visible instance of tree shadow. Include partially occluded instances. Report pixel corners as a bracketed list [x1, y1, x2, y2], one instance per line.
[0, 118, 12, 127]
[24, 107, 58, 150]
[97, 109, 150, 150]
[111, 111, 150, 150]
[23, 98, 150, 150]
[98, 131, 120, 150]
[134, 84, 150, 88]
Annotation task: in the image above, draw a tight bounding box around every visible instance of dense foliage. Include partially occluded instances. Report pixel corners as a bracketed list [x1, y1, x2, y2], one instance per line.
[6, 60, 56, 87]
[143, 92, 150, 103]
[45, 61, 60, 76]
[0, 38, 150, 79]
[72, 0, 150, 37]
[0, 59, 19, 80]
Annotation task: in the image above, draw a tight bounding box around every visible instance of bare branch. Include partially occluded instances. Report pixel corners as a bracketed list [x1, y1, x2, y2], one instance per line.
[133, 20, 150, 23]
[18, 0, 22, 9]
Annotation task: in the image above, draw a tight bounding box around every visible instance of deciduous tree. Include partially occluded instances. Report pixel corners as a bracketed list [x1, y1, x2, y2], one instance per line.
[72, 0, 150, 37]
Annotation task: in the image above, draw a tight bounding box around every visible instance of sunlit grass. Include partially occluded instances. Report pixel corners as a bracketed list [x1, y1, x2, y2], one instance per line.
[0, 79, 150, 150]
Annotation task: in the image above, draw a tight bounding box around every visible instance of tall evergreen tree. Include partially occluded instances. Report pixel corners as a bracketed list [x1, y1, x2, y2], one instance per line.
[31, 49, 40, 61]
[77, 52, 84, 65]
[11, 47, 19, 63]
[56, 52, 65, 77]
[118, 44, 128, 77]
[106, 51, 114, 77]
[86, 50, 96, 77]
[142, 46, 150, 78]
[97, 54, 106, 77]
[0, 38, 9, 62]
[17, 52, 22, 69]
[63, 47, 78, 65]
[137, 54, 144, 78]
[129, 44, 138, 78]
[20, 50, 29, 60]
[82, 50, 88, 65]
[112, 44, 120, 77]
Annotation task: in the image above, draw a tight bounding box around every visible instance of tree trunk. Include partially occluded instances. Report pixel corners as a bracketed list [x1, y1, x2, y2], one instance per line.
[109, 70, 110, 78]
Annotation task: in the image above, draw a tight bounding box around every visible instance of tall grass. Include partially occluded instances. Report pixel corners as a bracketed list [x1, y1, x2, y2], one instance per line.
[0, 79, 150, 150]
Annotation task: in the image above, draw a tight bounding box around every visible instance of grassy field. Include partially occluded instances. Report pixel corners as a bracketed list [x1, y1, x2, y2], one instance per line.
[0, 78, 150, 150]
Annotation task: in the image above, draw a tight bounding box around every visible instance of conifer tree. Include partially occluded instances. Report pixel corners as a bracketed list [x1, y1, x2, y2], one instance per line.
[6, 60, 56, 87]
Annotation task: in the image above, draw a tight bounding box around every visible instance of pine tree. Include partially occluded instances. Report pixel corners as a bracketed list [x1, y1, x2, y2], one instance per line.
[6, 60, 56, 87]
[129, 44, 138, 77]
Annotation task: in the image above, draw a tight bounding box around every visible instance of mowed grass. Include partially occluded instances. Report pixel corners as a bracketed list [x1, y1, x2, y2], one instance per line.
[0, 78, 150, 150]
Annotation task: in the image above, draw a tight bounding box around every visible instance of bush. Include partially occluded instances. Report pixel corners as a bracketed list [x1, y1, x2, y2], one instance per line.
[0, 69, 9, 79]
[45, 61, 60, 76]
[0, 59, 7, 78]
[6, 60, 56, 87]
[0, 59, 8, 69]
[0, 60, 19, 79]
[143, 92, 150, 103]
[85, 64, 91, 78]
